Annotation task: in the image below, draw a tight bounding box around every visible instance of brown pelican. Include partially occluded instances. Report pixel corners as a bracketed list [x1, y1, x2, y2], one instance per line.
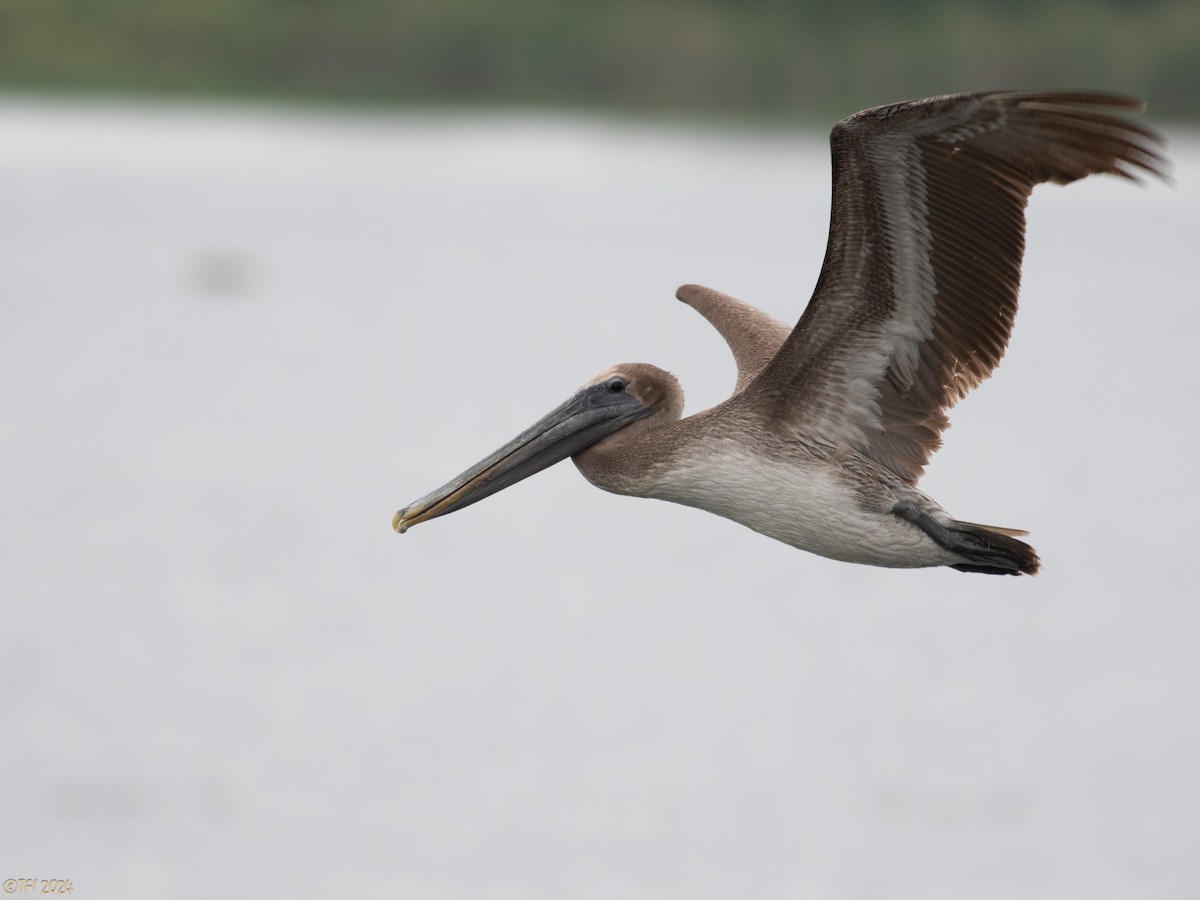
[393, 91, 1169, 575]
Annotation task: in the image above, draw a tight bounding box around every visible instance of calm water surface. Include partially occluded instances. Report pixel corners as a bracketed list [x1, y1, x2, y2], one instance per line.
[1, 96, 1198, 899]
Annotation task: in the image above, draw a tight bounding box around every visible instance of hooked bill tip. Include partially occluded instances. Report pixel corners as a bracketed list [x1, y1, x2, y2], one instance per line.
[392, 509, 408, 533]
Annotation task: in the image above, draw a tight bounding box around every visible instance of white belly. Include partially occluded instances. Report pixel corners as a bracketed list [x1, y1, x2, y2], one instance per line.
[642, 442, 958, 569]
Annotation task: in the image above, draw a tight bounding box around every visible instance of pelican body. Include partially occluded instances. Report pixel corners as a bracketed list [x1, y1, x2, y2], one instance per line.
[394, 91, 1169, 575]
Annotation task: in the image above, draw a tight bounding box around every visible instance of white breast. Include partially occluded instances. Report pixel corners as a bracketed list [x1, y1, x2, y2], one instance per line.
[643, 440, 957, 569]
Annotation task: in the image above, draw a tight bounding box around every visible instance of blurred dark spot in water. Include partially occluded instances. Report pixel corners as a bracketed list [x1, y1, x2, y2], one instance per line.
[186, 251, 257, 299]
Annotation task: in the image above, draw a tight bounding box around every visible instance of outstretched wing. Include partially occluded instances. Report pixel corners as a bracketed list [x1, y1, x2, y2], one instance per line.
[742, 91, 1170, 483]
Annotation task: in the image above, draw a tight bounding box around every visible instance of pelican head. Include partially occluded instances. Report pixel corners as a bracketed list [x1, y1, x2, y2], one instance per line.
[393, 363, 682, 533]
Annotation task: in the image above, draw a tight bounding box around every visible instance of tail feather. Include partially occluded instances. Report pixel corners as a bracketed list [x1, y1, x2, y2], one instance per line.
[953, 520, 1030, 539]
[945, 520, 1041, 576]
[892, 501, 1041, 576]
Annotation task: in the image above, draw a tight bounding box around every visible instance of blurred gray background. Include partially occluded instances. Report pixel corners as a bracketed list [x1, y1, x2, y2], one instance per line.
[2, 4, 1199, 898]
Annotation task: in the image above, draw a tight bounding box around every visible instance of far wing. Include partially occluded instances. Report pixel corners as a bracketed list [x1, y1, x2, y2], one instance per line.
[676, 283, 792, 394]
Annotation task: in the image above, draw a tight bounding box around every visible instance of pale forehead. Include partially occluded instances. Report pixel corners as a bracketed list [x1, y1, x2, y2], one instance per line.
[584, 366, 627, 386]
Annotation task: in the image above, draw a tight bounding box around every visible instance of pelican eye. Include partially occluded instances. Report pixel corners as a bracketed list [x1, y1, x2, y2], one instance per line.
[608, 378, 627, 394]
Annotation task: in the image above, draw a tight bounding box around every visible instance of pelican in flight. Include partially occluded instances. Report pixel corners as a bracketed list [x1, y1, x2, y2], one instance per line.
[393, 91, 1168, 575]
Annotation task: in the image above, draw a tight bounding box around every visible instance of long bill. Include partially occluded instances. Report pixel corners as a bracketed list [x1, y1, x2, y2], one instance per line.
[393, 382, 649, 533]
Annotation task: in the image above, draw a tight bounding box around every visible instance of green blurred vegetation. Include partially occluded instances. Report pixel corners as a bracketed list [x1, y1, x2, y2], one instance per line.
[1, 0, 1197, 119]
